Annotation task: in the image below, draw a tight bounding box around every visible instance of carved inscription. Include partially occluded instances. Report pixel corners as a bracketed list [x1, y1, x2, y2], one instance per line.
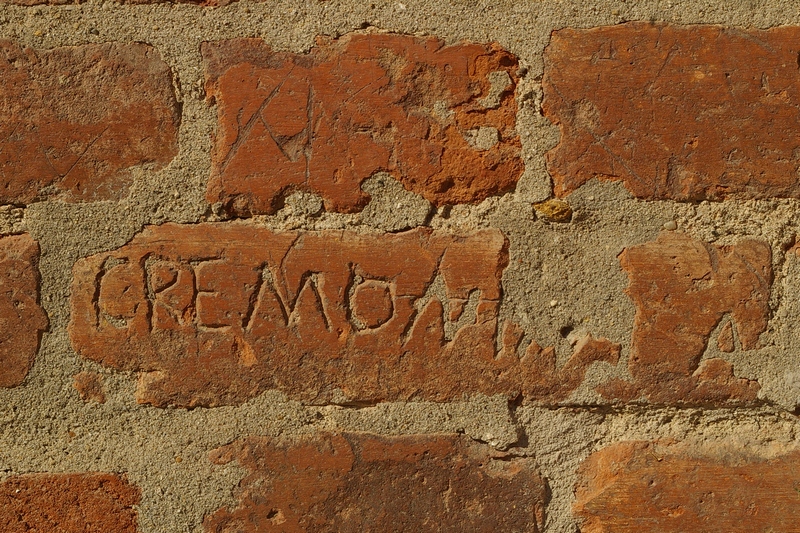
[599, 232, 770, 404]
[202, 34, 523, 216]
[69, 223, 619, 407]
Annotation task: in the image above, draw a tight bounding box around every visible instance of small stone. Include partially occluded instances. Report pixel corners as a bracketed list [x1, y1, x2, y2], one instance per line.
[550, 299, 558, 307]
[663, 220, 677, 230]
[284, 190, 324, 217]
[534, 199, 572, 222]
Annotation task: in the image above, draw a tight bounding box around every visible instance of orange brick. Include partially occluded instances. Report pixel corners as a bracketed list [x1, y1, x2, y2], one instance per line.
[69, 223, 618, 407]
[0, 41, 179, 203]
[599, 231, 769, 404]
[0, 0, 225, 4]
[0, 473, 140, 532]
[203, 34, 522, 216]
[0, 234, 48, 388]
[544, 23, 800, 201]
[575, 441, 800, 533]
[205, 433, 547, 532]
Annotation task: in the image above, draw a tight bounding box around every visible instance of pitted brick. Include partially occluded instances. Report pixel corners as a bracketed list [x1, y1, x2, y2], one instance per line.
[205, 433, 547, 532]
[0, 233, 48, 388]
[599, 231, 769, 404]
[203, 33, 522, 216]
[69, 223, 618, 407]
[544, 23, 800, 201]
[0, 41, 179, 203]
[575, 442, 800, 532]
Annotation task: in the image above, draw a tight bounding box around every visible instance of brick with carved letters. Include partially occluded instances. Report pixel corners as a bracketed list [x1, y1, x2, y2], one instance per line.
[68, 223, 618, 407]
[203, 34, 522, 215]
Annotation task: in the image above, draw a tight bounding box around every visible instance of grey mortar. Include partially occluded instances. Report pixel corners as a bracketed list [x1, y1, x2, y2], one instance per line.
[1, 1, 800, 531]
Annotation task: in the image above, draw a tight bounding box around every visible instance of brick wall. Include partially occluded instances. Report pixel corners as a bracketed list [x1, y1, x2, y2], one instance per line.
[2, 1, 800, 531]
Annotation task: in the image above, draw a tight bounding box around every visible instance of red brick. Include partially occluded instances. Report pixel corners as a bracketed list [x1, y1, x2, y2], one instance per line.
[0, 473, 140, 532]
[204, 433, 547, 532]
[0, 234, 48, 388]
[717, 321, 735, 353]
[598, 232, 769, 404]
[69, 223, 618, 407]
[0, 0, 73, 4]
[575, 441, 800, 533]
[0, 0, 227, 4]
[202, 34, 522, 216]
[543, 23, 800, 201]
[0, 41, 179, 204]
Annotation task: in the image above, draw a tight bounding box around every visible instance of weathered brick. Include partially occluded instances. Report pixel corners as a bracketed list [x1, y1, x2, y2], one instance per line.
[0, 0, 72, 4]
[0, 473, 140, 532]
[73, 371, 107, 403]
[544, 23, 800, 201]
[202, 34, 522, 216]
[0, 41, 179, 204]
[717, 321, 735, 353]
[204, 433, 547, 532]
[0, 234, 48, 388]
[0, 0, 227, 4]
[575, 441, 800, 532]
[599, 231, 769, 404]
[69, 223, 618, 407]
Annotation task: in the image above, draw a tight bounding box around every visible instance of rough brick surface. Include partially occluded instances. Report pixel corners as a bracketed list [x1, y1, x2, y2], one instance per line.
[543, 23, 800, 201]
[0, 0, 227, 4]
[203, 34, 522, 216]
[73, 371, 107, 403]
[204, 433, 547, 532]
[0, 234, 48, 388]
[0, 473, 140, 532]
[575, 441, 800, 532]
[0, 41, 179, 203]
[69, 223, 618, 407]
[0, 0, 72, 4]
[599, 232, 769, 404]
